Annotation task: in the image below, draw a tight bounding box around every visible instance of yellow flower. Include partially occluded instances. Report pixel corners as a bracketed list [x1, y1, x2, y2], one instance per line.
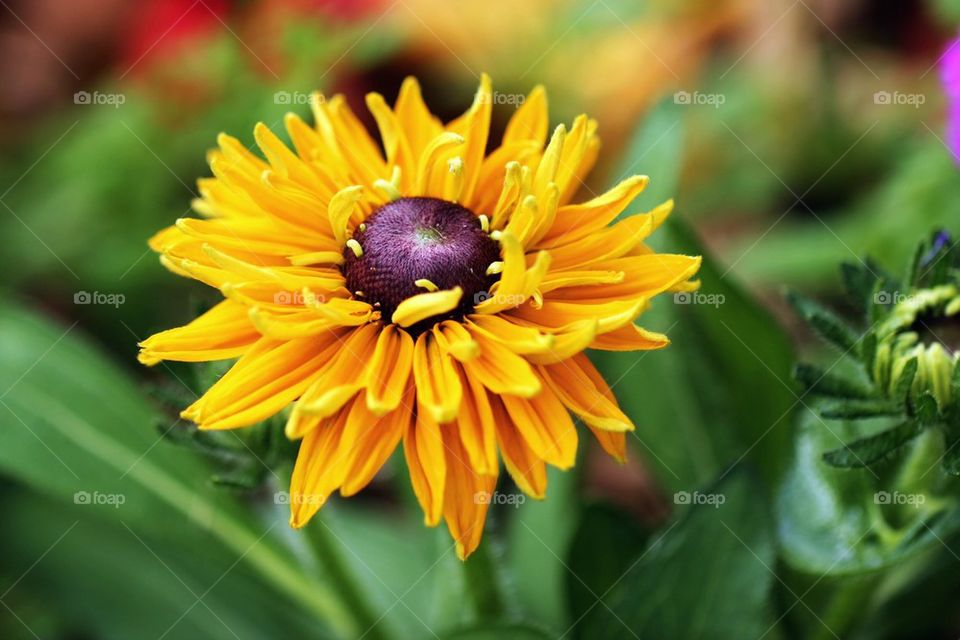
[139, 74, 700, 559]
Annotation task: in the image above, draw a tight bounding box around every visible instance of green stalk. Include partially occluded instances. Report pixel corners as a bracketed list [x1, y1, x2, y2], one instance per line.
[30, 388, 361, 638]
[462, 533, 507, 619]
[811, 575, 880, 640]
[303, 519, 391, 640]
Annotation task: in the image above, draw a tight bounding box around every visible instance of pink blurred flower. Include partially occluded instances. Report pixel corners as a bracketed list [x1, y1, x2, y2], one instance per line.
[943, 37, 960, 162]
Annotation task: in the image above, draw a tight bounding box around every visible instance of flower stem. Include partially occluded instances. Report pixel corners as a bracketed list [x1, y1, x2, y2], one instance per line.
[811, 575, 879, 640]
[462, 537, 507, 619]
[303, 519, 391, 640]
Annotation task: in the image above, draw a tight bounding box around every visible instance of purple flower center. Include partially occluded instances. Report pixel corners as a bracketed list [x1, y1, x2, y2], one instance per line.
[342, 197, 501, 324]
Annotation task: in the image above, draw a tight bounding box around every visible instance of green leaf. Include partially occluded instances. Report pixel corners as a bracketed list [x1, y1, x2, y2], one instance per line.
[907, 239, 926, 287]
[895, 358, 919, 403]
[822, 421, 921, 468]
[0, 299, 360, 638]
[840, 261, 880, 313]
[593, 217, 796, 493]
[589, 471, 777, 639]
[794, 363, 873, 399]
[788, 291, 860, 353]
[777, 407, 960, 575]
[441, 622, 554, 640]
[1, 490, 312, 640]
[819, 399, 904, 420]
[914, 392, 940, 426]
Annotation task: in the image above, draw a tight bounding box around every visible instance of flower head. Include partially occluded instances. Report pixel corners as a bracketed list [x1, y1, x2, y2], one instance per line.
[139, 75, 700, 559]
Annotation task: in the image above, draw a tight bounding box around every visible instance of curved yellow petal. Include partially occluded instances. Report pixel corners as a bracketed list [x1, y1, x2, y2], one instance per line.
[392, 287, 463, 327]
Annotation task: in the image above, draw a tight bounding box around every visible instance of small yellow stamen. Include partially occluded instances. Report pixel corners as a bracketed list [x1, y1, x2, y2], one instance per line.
[354, 291, 365, 298]
[373, 173, 402, 201]
[485, 261, 504, 275]
[346, 239, 363, 258]
[490, 230, 503, 241]
[415, 278, 439, 292]
[478, 214, 489, 232]
[358, 223, 367, 232]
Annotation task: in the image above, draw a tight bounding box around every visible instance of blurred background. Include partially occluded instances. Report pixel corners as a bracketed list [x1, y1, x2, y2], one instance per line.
[1, 0, 960, 638]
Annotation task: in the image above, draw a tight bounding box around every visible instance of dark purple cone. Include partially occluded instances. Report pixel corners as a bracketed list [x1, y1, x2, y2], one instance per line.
[342, 197, 501, 327]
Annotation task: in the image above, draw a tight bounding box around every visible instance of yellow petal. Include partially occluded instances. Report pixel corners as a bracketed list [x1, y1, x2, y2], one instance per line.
[339, 394, 410, 496]
[138, 300, 259, 365]
[392, 287, 463, 327]
[433, 320, 480, 361]
[502, 390, 578, 469]
[539, 354, 635, 433]
[404, 408, 446, 526]
[328, 185, 364, 246]
[442, 425, 497, 560]
[288, 323, 380, 430]
[366, 325, 415, 414]
[461, 329, 541, 397]
[289, 411, 348, 527]
[454, 364, 498, 475]
[412, 332, 462, 424]
[492, 398, 547, 499]
[503, 85, 548, 147]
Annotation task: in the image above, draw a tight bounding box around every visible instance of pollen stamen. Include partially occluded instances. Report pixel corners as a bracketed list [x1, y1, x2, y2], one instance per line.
[346, 239, 364, 258]
[478, 214, 489, 232]
[415, 278, 440, 292]
[485, 261, 503, 275]
[374, 166, 403, 201]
